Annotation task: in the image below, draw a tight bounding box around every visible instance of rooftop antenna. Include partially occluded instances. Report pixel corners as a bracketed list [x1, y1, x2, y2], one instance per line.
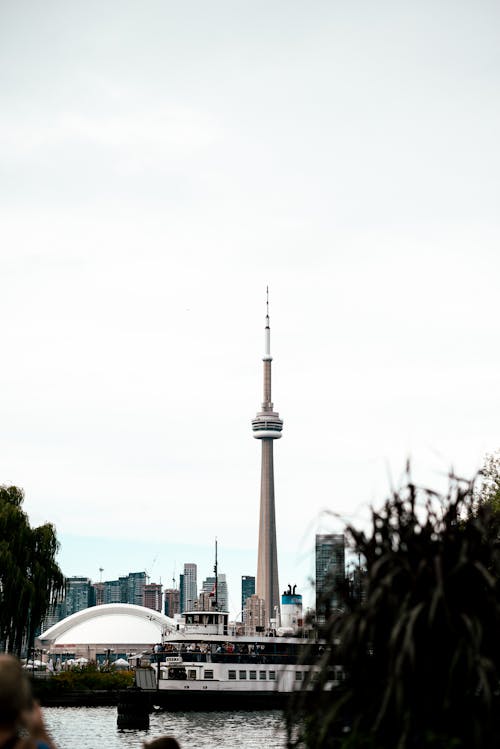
[99, 567, 104, 583]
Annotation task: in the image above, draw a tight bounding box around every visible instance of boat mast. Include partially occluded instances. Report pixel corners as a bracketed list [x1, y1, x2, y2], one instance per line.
[214, 538, 218, 611]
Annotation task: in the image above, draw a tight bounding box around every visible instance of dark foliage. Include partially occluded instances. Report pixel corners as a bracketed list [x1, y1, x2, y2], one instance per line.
[0, 485, 65, 655]
[288, 471, 500, 748]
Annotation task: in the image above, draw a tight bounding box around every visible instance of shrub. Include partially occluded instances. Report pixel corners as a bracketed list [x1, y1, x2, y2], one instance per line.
[288, 471, 500, 748]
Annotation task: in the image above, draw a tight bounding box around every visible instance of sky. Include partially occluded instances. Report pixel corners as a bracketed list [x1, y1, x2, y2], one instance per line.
[1, 0, 499, 617]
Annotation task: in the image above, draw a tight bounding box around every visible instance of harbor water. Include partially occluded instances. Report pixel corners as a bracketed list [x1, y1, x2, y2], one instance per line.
[43, 706, 288, 748]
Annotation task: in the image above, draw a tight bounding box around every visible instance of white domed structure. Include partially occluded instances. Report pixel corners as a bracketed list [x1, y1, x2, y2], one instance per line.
[37, 603, 177, 661]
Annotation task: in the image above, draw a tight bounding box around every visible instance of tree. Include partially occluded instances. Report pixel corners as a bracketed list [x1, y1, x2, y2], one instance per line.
[288, 470, 500, 749]
[0, 485, 64, 655]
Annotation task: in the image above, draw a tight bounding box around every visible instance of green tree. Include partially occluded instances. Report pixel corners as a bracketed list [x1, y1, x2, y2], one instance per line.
[288, 471, 500, 749]
[0, 485, 64, 655]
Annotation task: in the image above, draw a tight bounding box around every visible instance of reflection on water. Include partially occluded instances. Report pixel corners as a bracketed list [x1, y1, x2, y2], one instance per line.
[44, 706, 287, 748]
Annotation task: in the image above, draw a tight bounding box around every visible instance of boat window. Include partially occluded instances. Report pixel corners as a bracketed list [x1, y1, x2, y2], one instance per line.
[188, 670, 197, 680]
[295, 671, 302, 681]
[228, 670, 236, 680]
[239, 670, 247, 680]
[259, 671, 266, 680]
[249, 671, 257, 680]
[269, 671, 276, 680]
[204, 670, 214, 680]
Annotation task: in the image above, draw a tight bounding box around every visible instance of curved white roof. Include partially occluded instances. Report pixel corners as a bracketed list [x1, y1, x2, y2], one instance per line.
[39, 603, 177, 646]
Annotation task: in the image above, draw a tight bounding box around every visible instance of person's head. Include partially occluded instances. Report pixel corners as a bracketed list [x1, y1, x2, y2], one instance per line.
[0, 655, 32, 728]
[144, 738, 180, 749]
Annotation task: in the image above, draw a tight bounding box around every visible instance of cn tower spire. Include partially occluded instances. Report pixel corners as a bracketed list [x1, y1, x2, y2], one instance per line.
[252, 288, 283, 628]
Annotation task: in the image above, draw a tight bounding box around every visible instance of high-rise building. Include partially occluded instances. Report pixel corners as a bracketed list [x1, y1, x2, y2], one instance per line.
[40, 601, 66, 633]
[241, 576, 255, 617]
[144, 582, 163, 612]
[119, 576, 129, 603]
[201, 577, 215, 595]
[64, 577, 92, 616]
[164, 588, 180, 618]
[126, 572, 147, 606]
[216, 574, 228, 612]
[315, 534, 346, 618]
[181, 563, 197, 612]
[243, 594, 266, 636]
[104, 579, 121, 604]
[179, 574, 185, 612]
[252, 290, 283, 626]
[200, 574, 229, 612]
[92, 582, 105, 606]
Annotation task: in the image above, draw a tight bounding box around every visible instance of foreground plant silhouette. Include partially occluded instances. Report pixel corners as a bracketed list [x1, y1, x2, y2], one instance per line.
[288, 469, 500, 748]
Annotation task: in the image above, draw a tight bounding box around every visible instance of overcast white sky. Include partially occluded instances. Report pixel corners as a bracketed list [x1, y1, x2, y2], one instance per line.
[1, 1, 499, 616]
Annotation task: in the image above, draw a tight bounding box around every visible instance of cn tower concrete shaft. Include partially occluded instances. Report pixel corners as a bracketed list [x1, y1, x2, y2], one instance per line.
[251, 291, 283, 627]
[256, 438, 280, 626]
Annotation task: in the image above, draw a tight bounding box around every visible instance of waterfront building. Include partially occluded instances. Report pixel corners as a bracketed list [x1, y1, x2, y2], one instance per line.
[252, 290, 283, 627]
[64, 577, 92, 616]
[144, 582, 163, 612]
[315, 534, 346, 618]
[181, 563, 197, 612]
[37, 603, 174, 661]
[243, 594, 266, 636]
[241, 575, 255, 619]
[164, 588, 180, 618]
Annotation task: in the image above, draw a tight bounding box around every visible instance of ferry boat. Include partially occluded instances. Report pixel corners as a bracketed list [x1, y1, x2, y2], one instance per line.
[132, 593, 338, 709]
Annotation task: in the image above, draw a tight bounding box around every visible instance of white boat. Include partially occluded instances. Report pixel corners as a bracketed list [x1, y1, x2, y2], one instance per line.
[132, 610, 338, 709]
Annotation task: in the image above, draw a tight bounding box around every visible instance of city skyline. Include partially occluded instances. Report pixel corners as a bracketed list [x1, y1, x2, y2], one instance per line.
[1, 2, 499, 621]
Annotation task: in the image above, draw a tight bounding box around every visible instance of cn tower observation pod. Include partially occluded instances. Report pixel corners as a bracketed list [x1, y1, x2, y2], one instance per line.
[251, 412, 283, 439]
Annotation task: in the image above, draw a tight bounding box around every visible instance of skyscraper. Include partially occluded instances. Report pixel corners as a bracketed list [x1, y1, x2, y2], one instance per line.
[144, 582, 163, 612]
[200, 574, 229, 612]
[64, 577, 92, 616]
[181, 563, 197, 612]
[252, 290, 283, 626]
[126, 571, 147, 606]
[104, 579, 121, 604]
[315, 534, 346, 618]
[215, 573, 228, 612]
[92, 582, 104, 606]
[241, 575, 256, 616]
[164, 588, 180, 618]
[179, 574, 185, 612]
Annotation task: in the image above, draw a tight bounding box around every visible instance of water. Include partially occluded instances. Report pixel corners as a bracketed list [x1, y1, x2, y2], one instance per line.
[43, 706, 288, 748]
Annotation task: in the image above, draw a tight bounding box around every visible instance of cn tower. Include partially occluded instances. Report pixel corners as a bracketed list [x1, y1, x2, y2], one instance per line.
[252, 289, 283, 626]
